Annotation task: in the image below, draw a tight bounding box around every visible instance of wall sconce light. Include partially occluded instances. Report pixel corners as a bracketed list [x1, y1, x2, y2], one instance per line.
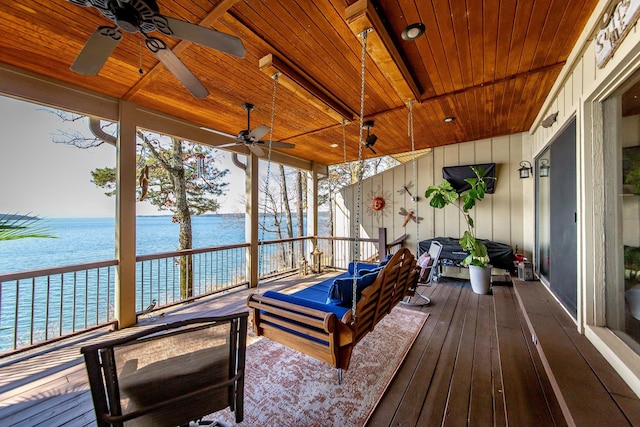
[539, 159, 550, 177]
[518, 161, 533, 179]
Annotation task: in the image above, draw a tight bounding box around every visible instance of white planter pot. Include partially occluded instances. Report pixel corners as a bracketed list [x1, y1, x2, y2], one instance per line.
[469, 264, 492, 295]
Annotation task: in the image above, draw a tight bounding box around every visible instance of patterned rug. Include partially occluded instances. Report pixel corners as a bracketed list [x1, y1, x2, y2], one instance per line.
[208, 306, 428, 426]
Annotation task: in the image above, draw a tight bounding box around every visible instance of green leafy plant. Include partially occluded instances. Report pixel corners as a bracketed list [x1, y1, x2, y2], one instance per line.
[424, 166, 494, 268]
[0, 213, 55, 241]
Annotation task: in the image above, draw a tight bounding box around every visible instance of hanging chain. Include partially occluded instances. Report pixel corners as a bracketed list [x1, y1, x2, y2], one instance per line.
[408, 100, 419, 253]
[257, 72, 280, 291]
[352, 28, 370, 321]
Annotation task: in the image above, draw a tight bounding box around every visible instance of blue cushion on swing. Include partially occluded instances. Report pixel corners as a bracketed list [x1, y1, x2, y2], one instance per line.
[261, 290, 350, 318]
[357, 266, 382, 277]
[347, 261, 379, 276]
[327, 271, 378, 307]
[379, 253, 393, 266]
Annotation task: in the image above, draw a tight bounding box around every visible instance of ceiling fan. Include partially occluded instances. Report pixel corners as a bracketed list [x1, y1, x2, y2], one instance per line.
[68, 0, 246, 99]
[211, 103, 295, 157]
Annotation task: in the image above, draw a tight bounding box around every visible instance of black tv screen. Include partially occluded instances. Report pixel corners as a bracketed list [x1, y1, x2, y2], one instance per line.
[442, 163, 496, 194]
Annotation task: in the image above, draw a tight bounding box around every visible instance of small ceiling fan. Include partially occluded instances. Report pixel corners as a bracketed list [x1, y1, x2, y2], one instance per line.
[210, 103, 295, 157]
[68, 0, 246, 98]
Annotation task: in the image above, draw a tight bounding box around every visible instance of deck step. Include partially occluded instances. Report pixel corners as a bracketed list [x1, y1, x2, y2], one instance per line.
[513, 279, 640, 426]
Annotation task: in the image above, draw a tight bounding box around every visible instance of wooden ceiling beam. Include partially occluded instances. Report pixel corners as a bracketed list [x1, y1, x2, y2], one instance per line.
[123, 0, 241, 100]
[259, 54, 355, 123]
[345, 0, 422, 104]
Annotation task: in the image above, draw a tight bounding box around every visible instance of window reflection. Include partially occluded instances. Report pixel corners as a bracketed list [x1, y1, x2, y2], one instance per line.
[536, 152, 551, 280]
[609, 77, 640, 354]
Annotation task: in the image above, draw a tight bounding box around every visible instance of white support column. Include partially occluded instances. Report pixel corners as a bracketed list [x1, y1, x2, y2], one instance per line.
[115, 100, 137, 328]
[246, 153, 259, 287]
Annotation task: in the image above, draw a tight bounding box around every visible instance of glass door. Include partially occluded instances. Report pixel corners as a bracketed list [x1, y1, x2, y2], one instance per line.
[535, 118, 577, 318]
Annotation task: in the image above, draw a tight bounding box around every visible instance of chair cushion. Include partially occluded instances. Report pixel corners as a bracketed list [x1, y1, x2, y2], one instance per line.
[417, 253, 433, 268]
[262, 290, 350, 318]
[327, 271, 378, 307]
[347, 261, 379, 276]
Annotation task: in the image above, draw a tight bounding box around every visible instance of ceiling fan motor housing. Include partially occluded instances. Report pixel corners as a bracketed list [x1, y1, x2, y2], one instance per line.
[70, 0, 159, 33]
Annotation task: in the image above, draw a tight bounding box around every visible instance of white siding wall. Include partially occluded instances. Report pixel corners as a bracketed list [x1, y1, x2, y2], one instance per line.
[528, 0, 640, 397]
[336, 134, 525, 257]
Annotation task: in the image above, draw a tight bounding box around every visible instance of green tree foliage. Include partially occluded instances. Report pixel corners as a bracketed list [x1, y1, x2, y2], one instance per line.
[51, 112, 229, 298]
[424, 166, 494, 267]
[0, 213, 55, 241]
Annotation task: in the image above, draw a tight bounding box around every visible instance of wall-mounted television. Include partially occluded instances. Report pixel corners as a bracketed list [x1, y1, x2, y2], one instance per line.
[442, 163, 496, 194]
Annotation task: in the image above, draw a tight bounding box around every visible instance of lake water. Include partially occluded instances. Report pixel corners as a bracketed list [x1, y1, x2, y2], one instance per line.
[0, 213, 330, 352]
[0, 213, 329, 275]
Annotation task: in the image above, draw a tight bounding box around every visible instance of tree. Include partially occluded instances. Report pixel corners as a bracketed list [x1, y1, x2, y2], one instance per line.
[319, 157, 399, 234]
[51, 113, 229, 299]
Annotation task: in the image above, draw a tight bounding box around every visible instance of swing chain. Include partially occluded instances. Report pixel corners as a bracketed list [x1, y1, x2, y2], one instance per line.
[257, 72, 280, 290]
[408, 100, 419, 247]
[351, 28, 370, 321]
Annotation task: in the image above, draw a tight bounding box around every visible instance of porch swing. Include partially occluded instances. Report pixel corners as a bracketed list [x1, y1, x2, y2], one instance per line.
[246, 29, 418, 380]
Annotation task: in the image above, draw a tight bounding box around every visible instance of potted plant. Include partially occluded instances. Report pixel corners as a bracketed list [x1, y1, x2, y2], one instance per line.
[424, 166, 495, 294]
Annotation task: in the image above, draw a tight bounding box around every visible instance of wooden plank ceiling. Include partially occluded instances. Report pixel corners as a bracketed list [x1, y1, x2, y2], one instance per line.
[0, 0, 598, 166]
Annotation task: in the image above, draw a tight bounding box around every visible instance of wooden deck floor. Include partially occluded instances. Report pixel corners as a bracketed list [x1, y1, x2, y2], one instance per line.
[0, 273, 636, 426]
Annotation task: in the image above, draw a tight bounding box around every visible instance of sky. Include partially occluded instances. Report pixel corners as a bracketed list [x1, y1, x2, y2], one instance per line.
[0, 95, 247, 217]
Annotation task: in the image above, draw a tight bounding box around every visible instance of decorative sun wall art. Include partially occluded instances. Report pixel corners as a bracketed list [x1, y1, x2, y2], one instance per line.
[366, 185, 392, 222]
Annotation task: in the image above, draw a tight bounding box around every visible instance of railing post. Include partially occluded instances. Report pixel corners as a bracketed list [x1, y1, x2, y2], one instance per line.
[308, 163, 320, 265]
[379, 227, 387, 259]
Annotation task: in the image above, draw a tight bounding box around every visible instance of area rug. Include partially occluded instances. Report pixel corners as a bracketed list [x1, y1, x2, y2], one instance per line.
[208, 306, 428, 426]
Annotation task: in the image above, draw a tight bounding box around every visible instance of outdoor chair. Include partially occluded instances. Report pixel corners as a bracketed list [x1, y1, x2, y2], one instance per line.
[81, 313, 248, 427]
[402, 240, 443, 307]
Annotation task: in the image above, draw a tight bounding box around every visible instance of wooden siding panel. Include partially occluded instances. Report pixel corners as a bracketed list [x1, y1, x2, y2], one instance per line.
[508, 134, 524, 249]
[490, 136, 512, 244]
[433, 146, 446, 238]
[339, 131, 529, 254]
[443, 144, 462, 238]
[473, 138, 495, 242]
[420, 152, 436, 240]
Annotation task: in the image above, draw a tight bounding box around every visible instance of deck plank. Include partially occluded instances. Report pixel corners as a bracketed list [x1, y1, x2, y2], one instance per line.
[366, 280, 453, 426]
[3, 276, 640, 426]
[417, 283, 472, 424]
[493, 286, 555, 426]
[489, 291, 507, 427]
[469, 290, 499, 426]
[384, 281, 464, 425]
[514, 280, 637, 426]
[441, 290, 479, 426]
[513, 287, 568, 427]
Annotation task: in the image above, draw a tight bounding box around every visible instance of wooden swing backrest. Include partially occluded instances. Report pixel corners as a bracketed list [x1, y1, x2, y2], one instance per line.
[345, 248, 417, 343]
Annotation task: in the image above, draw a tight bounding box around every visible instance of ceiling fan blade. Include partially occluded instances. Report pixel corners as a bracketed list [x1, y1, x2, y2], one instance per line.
[159, 16, 246, 58]
[217, 141, 243, 148]
[247, 144, 265, 157]
[71, 26, 122, 75]
[256, 140, 295, 149]
[248, 125, 270, 141]
[145, 37, 209, 99]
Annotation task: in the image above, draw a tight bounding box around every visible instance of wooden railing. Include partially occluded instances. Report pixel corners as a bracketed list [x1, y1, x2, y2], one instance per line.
[0, 233, 384, 356]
